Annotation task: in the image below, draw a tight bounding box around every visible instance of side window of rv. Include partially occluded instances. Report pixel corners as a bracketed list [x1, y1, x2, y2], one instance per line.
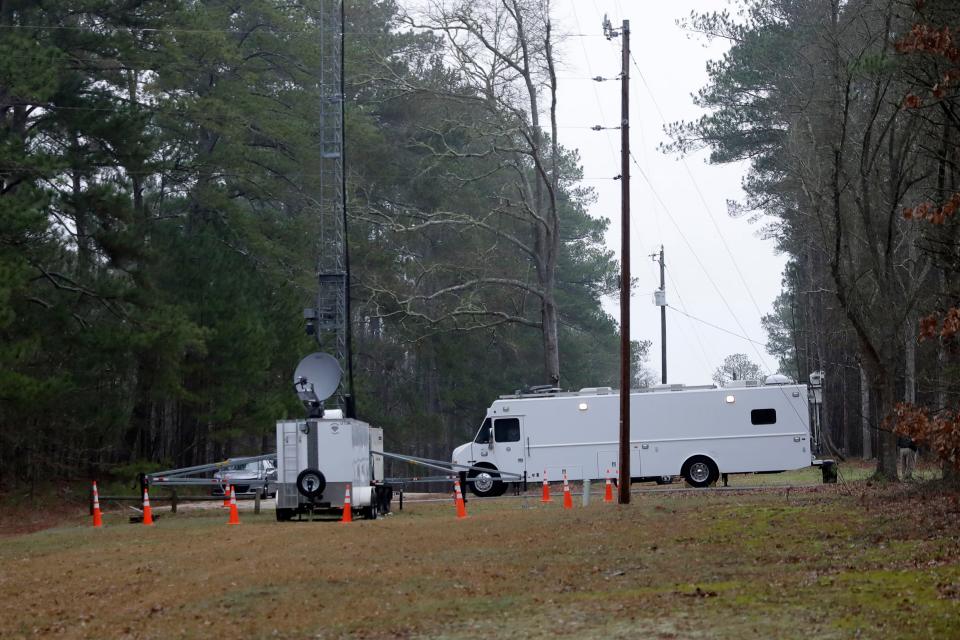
[494, 418, 521, 442]
[474, 418, 491, 444]
[751, 409, 777, 425]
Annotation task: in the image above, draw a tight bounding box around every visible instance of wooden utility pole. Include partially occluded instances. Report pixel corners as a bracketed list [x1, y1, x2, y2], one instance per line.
[604, 16, 631, 504]
[652, 245, 666, 384]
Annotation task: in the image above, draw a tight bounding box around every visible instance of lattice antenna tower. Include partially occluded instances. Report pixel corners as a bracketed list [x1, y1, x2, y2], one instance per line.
[304, 0, 354, 416]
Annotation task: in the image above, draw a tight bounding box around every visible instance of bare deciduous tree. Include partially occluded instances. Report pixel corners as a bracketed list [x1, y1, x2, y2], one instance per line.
[359, 0, 566, 385]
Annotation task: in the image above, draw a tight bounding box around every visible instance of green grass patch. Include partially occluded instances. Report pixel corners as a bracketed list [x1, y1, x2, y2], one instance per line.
[0, 481, 958, 639]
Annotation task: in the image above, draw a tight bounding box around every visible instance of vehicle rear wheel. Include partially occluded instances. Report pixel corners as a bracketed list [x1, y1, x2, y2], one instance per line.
[468, 465, 506, 497]
[682, 457, 718, 488]
[275, 508, 295, 522]
[374, 485, 392, 514]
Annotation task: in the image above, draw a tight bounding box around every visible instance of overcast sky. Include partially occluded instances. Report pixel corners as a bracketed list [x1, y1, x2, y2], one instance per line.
[551, 0, 787, 386]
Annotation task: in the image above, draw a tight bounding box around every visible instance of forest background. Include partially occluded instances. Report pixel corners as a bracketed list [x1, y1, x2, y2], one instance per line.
[2, 0, 960, 484]
[0, 0, 649, 483]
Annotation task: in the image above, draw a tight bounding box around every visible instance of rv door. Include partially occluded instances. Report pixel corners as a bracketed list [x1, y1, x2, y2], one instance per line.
[492, 417, 525, 474]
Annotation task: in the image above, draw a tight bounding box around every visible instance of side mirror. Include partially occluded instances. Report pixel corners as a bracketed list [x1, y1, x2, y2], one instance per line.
[488, 439, 494, 450]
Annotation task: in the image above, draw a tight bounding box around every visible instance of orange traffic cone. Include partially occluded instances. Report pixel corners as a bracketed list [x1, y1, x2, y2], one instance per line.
[604, 470, 614, 503]
[454, 479, 468, 519]
[142, 488, 154, 526]
[227, 485, 240, 525]
[222, 483, 231, 508]
[91, 481, 103, 528]
[540, 471, 552, 503]
[562, 472, 573, 510]
[341, 484, 352, 523]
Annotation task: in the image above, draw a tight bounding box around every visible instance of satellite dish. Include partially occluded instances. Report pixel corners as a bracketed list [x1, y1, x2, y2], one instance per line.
[293, 352, 342, 403]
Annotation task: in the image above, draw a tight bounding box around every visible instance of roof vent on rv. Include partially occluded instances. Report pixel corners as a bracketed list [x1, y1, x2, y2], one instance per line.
[724, 380, 760, 388]
[513, 384, 562, 395]
[578, 387, 613, 395]
[764, 374, 793, 386]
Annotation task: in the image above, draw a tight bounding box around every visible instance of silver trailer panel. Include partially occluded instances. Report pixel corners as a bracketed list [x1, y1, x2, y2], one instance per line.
[276, 418, 373, 510]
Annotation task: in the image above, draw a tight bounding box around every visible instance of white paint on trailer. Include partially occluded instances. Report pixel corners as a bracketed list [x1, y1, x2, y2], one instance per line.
[275, 418, 376, 509]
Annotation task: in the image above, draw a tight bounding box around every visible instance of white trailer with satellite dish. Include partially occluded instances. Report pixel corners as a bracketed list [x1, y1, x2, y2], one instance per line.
[274, 352, 391, 521]
[452, 377, 825, 496]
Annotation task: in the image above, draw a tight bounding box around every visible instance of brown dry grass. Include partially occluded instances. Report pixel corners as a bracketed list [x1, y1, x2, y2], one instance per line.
[1, 477, 958, 639]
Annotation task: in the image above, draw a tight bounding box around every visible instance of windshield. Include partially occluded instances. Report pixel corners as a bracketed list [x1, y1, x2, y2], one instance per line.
[225, 462, 260, 472]
[473, 418, 491, 444]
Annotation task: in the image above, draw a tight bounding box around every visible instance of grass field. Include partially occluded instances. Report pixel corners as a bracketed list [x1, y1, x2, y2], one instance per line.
[1, 467, 958, 639]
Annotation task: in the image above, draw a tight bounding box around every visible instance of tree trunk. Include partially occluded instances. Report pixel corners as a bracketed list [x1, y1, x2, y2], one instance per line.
[904, 317, 917, 405]
[859, 363, 872, 459]
[873, 369, 899, 480]
[542, 293, 560, 386]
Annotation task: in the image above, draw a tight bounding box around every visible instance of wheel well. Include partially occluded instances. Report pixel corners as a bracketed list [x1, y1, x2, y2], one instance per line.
[468, 462, 498, 474]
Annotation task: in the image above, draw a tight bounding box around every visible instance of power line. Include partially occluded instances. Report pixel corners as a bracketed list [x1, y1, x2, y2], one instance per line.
[628, 151, 766, 356]
[667, 304, 766, 346]
[627, 52, 778, 374]
[664, 266, 717, 373]
[629, 52, 768, 322]
[568, 3, 622, 182]
[0, 23, 609, 36]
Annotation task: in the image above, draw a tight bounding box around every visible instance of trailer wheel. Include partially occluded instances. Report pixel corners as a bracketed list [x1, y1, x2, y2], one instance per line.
[379, 486, 393, 514]
[468, 465, 506, 498]
[276, 508, 295, 522]
[682, 456, 718, 488]
[363, 500, 379, 520]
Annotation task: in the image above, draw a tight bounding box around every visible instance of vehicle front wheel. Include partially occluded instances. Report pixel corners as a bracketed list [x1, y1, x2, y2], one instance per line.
[682, 457, 719, 488]
[467, 466, 506, 497]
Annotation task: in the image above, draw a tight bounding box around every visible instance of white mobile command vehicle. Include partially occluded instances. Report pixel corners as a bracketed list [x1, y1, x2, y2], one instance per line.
[452, 379, 817, 496]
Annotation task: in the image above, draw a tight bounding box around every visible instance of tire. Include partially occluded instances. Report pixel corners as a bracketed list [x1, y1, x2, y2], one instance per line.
[275, 507, 295, 522]
[363, 500, 379, 520]
[467, 465, 506, 497]
[682, 456, 719, 488]
[379, 486, 393, 514]
[296, 468, 326, 498]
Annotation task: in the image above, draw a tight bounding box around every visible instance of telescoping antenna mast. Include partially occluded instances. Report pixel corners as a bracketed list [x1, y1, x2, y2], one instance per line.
[301, 0, 355, 418]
